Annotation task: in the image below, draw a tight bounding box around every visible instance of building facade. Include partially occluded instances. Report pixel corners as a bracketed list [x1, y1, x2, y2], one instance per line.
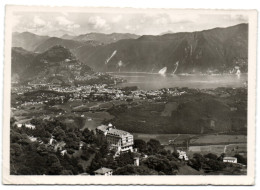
[96, 124, 134, 154]
[223, 157, 238, 163]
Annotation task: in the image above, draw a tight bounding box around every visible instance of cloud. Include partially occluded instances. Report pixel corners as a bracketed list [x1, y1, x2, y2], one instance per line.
[112, 15, 122, 23]
[12, 12, 248, 36]
[125, 24, 140, 32]
[67, 24, 80, 29]
[56, 16, 73, 26]
[230, 14, 248, 22]
[33, 16, 46, 26]
[168, 13, 199, 23]
[154, 17, 169, 25]
[12, 15, 21, 28]
[61, 12, 69, 17]
[54, 16, 80, 31]
[88, 16, 110, 31]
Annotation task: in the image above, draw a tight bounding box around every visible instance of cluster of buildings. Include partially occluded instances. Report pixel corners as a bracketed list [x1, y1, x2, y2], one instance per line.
[12, 82, 189, 109]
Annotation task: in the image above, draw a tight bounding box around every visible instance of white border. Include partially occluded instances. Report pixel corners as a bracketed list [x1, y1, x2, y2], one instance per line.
[2, 5, 258, 186]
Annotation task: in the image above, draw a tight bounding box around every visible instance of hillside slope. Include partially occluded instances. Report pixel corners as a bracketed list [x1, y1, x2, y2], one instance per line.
[74, 24, 248, 74]
[108, 89, 247, 134]
[12, 32, 49, 51]
[11, 45, 93, 85]
[34, 37, 85, 53]
[11, 47, 37, 82]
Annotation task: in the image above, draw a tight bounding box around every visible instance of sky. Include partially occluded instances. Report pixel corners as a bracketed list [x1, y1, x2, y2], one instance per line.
[12, 10, 248, 36]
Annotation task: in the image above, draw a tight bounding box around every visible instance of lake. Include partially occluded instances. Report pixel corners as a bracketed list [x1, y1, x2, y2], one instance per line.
[109, 72, 248, 90]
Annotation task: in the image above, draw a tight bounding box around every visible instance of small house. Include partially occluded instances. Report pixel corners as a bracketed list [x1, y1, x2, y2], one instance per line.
[94, 167, 113, 176]
[223, 157, 237, 163]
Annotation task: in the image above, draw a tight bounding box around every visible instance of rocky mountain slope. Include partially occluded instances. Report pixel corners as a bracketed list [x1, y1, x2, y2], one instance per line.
[74, 24, 248, 74]
[11, 45, 93, 85]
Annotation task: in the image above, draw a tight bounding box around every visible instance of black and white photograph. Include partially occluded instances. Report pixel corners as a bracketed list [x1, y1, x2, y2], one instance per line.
[2, 5, 257, 185]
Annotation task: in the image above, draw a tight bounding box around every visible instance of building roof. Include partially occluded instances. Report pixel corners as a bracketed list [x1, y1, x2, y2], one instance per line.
[223, 157, 237, 160]
[94, 167, 113, 174]
[96, 125, 132, 137]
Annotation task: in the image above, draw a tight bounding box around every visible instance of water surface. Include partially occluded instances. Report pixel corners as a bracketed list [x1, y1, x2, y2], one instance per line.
[110, 72, 247, 90]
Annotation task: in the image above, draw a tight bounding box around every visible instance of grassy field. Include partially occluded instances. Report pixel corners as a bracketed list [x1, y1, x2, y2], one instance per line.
[135, 133, 247, 157]
[133, 133, 196, 145]
[225, 144, 247, 156]
[190, 134, 247, 145]
[187, 143, 247, 156]
[161, 102, 178, 117]
[12, 104, 47, 124]
[81, 111, 114, 131]
[133, 133, 246, 145]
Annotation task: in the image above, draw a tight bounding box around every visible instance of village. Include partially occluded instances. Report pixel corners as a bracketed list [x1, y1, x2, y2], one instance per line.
[11, 82, 188, 109]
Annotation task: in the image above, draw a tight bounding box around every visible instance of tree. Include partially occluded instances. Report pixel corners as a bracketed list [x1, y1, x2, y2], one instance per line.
[10, 117, 16, 127]
[81, 128, 95, 144]
[100, 140, 109, 156]
[147, 139, 162, 154]
[204, 153, 218, 161]
[205, 159, 225, 172]
[10, 143, 22, 157]
[188, 153, 205, 171]
[134, 139, 147, 153]
[218, 153, 226, 161]
[116, 151, 134, 167]
[234, 154, 247, 165]
[53, 127, 66, 141]
[30, 118, 41, 126]
[88, 153, 103, 174]
[64, 132, 80, 150]
[144, 155, 176, 175]
[172, 152, 179, 159]
[81, 149, 91, 160]
[60, 170, 73, 175]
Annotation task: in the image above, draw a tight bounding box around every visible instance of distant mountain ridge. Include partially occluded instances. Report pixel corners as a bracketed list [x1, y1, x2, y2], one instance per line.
[34, 37, 85, 53]
[73, 23, 248, 74]
[12, 24, 248, 74]
[72, 32, 140, 44]
[12, 31, 140, 52]
[12, 32, 49, 51]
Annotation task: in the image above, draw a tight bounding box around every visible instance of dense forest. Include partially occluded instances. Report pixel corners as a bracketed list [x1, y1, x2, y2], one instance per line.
[10, 117, 246, 175]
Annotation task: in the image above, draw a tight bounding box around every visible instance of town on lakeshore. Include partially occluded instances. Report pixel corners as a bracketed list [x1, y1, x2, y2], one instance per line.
[9, 8, 249, 176]
[10, 71, 248, 175]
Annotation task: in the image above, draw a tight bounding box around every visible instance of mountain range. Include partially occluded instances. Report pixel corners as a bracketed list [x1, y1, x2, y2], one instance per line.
[12, 23, 248, 74]
[12, 32, 49, 51]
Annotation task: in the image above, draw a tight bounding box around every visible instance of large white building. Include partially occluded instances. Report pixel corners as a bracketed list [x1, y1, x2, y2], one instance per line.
[96, 124, 134, 154]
